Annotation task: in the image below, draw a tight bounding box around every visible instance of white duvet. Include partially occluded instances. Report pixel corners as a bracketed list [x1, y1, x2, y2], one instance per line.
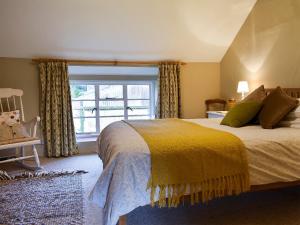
[89, 118, 300, 225]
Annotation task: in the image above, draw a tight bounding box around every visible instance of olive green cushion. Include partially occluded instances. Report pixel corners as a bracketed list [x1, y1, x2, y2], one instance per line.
[221, 101, 263, 127]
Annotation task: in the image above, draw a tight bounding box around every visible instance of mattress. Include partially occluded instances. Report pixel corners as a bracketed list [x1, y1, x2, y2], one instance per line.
[89, 118, 300, 225]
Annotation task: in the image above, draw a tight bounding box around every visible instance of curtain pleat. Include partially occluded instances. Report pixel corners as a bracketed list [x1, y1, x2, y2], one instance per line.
[39, 62, 78, 157]
[156, 62, 181, 118]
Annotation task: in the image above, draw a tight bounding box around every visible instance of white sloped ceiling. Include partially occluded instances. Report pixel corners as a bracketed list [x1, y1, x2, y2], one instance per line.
[0, 0, 257, 62]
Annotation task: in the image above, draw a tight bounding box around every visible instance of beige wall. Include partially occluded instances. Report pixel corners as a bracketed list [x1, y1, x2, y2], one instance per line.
[180, 63, 220, 118]
[0, 58, 42, 156]
[0, 58, 221, 155]
[0, 57, 98, 155]
[221, 0, 300, 100]
[0, 58, 39, 120]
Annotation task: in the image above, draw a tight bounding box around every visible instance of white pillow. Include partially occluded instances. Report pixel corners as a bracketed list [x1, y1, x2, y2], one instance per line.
[0, 122, 13, 141]
[0, 122, 30, 141]
[0, 110, 20, 126]
[279, 124, 300, 128]
[278, 98, 300, 128]
[278, 118, 300, 127]
[283, 112, 300, 120]
[293, 99, 300, 112]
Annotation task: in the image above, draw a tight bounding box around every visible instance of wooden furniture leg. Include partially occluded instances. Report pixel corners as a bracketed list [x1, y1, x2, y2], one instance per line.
[21, 146, 25, 158]
[32, 145, 41, 168]
[18, 145, 43, 171]
[118, 215, 127, 225]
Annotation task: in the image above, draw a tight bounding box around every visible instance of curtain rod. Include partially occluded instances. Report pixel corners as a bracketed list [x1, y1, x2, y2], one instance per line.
[32, 58, 186, 66]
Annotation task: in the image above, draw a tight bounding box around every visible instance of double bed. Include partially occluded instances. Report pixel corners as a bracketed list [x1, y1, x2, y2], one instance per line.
[89, 88, 300, 225]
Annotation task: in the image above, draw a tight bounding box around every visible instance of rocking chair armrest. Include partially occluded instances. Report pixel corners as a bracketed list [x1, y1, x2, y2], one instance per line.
[22, 116, 41, 138]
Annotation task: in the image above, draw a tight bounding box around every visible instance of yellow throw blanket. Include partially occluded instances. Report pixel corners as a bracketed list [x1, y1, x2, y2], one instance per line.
[124, 119, 250, 207]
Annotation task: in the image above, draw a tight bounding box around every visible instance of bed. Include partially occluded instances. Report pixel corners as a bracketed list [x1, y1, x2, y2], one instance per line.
[89, 88, 300, 225]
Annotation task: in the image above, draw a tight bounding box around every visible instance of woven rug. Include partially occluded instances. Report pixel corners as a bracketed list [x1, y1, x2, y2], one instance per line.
[0, 170, 87, 225]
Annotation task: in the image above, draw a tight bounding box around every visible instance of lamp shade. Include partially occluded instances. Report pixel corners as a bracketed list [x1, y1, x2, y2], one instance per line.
[237, 81, 249, 93]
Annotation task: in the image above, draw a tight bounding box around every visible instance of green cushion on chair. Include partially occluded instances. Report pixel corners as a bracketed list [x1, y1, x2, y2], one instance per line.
[221, 101, 263, 127]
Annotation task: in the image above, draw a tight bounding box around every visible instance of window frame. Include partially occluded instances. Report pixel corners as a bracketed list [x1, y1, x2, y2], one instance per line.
[70, 80, 156, 137]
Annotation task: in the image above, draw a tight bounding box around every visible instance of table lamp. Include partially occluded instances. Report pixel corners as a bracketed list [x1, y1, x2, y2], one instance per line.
[237, 81, 249, 100]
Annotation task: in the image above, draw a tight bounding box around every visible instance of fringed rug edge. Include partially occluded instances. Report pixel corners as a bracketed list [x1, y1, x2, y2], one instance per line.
[0, 169, 88, 181]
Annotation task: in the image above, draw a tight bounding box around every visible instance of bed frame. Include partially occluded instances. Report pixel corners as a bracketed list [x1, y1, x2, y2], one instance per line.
[265, 88, 300, 97]
[118, 88, 300, 225]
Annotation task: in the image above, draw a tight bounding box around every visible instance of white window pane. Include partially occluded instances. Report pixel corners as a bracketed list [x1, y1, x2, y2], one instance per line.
[100, 117, 124, 131]
[74, 118, 96, 133]
[71, 85, 95, 100]
[128, 108, 149, 116]
[99, 101, 124, 120]
[72, 101, 96, 117]
[128, 100, 150, 115]
[71, 81, 154, 135]
[128, 116, 150, 120]
[127, 85, 149, 99]
[73, 109, 95, 117]
[100, 85, 123, 99]
[72, 101, 95, 109]
[100, 110, 124, 116]
[99, 101, 124, 110]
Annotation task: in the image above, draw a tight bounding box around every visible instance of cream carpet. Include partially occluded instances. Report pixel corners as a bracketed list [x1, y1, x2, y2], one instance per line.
[1, 154, 300, 225]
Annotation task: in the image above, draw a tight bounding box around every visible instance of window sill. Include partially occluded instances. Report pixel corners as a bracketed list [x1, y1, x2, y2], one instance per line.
[76, 136, 98, 143]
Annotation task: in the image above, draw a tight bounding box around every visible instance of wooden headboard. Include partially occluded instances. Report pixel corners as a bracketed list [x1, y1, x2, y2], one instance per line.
[265, 88, 300, 98]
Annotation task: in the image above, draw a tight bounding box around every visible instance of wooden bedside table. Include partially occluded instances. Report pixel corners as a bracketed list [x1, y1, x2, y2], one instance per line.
[207, 111, 228, 119]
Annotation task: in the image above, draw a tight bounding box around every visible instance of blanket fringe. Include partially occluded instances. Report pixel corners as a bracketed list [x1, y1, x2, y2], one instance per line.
[149, 173, 250, 208]
[0, 169, 88, 181]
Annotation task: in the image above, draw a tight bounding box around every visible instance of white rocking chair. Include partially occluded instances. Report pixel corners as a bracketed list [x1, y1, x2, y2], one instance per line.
[0, 88, 42, 170]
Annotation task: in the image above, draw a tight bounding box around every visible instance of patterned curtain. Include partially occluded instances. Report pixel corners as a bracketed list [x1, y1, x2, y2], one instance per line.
[39, 61, 78, 157]
[156, 62, 181, 118]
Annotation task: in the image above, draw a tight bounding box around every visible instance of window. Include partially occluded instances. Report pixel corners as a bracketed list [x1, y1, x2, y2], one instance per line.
[70, 81, 155, 135]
